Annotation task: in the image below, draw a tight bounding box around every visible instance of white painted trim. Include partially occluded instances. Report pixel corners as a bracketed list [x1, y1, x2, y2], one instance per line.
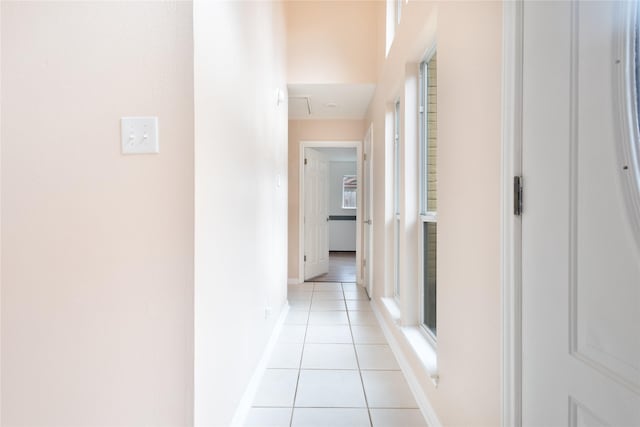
[501, 1, 523, 426]
[379, 297, 438, 375]
[363, 123, 375, 297]
[299, 141, 363, 284]
[371, 299, 442, 427]
[230, 303, 290, 427]
[356, 140, 364, 286]
[287, 278, 300, 285]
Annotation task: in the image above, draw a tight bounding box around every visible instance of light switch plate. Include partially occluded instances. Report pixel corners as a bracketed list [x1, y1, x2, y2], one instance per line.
[121, 117, 159, 154]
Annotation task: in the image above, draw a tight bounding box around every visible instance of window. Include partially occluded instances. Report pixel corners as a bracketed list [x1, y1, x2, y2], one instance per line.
[419, 52, 437, 336]
[625, 4, 640, 248]
[342, 175, 357, 209]
[394, 100, 401, 299]
[634, 7, 640, 182]
[385, 0, 403, 55]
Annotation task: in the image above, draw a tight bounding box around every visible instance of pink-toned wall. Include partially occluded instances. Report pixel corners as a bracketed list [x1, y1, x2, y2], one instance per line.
[288, 119, 366, 280]
[434, 4, 501, 424]
[194, 1, 289, 425]
[367, 1, 503, 425]
[1, 2, 194, 424]
[285, 1, 382, 84]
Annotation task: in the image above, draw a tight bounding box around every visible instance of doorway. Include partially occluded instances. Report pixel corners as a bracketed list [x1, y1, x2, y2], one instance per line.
[309, 251, 356, 282]
[299, 141, 363, 285]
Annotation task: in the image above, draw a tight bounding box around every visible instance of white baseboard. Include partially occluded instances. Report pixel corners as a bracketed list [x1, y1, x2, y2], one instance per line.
[230, 303, 290, 427]
[287, 278, 300, 285]
[371, 300, 442, 427]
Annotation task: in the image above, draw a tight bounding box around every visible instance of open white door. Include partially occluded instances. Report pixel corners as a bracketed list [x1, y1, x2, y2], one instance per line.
[304, 148, 329, 281]
[363, 126, 374, 297]
[521, 2, 640, 425]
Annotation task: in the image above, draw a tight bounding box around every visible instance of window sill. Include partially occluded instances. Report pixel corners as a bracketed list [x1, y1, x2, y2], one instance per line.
[380, 297, 439, 387]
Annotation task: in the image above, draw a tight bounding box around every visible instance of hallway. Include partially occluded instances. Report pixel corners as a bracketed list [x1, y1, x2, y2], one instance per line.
[245, 282, 427, 427]
[310, 252, 357, 283]
[3, 1, 606, 425]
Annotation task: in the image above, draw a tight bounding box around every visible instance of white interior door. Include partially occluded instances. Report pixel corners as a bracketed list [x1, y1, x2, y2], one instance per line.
[304, 148, 329, 281]
[522, 2, 640, 425]
[363, 127, 374, 296]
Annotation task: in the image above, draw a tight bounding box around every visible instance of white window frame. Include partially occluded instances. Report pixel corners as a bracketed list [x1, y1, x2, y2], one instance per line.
[385, 0, 395, 56]
[418, 49, 437, 341]
[386, 0, 405, 56]
[393, 99, 401, 301]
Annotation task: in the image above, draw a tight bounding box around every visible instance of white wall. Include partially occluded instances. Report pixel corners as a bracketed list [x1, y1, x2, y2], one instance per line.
[1, 2, 289, 424]
[193, 1, 288, 425]
[1, 2, 194, 424]
[329, 161, 357, 251]
[366, 1, 503, 425]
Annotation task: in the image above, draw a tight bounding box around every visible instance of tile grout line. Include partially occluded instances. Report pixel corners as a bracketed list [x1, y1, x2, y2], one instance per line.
[257, 283, 419, 427]
[288, 282, 314, 427]
[343, 281, 375, 427]
[283, 282, 381, 426]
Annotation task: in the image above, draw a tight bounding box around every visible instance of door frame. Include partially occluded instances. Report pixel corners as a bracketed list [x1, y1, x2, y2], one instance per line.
[363, 125, 374, 297]
[501, 1, 524, 426]
[299, 140, 363, 285]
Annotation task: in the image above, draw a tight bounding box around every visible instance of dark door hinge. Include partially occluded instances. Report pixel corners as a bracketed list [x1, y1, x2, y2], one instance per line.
[304, 255, 307, 262]
[304, 158, 308, 165]
[514, 176, 523, 216]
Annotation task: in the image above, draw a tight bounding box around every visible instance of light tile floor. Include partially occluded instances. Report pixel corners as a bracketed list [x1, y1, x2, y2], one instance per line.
[245, 282, 428, 427]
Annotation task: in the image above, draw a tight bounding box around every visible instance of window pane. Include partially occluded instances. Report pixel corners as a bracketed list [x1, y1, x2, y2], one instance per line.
[395, 218, 400, 297]
[426, 54, 438, 212]
[394, 100, 401, 298]
[635, 8, 640, 182]
[636, 7, 639, 128]
[342, 175, 357, 209]
[419, 60, 428, 215]
[394, 101, 401, 215]
[423, 221, 437, 335]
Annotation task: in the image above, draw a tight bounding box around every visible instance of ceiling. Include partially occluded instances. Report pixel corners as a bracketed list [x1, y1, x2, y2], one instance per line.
[288, 83, 376, 120]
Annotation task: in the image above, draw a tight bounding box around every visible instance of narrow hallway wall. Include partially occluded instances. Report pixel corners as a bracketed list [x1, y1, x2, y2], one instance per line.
[194, 1, 289, 425]
[367, 1, 502, 425]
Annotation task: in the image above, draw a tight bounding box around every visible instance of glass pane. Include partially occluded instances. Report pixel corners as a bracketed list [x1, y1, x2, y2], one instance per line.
[419, 60, 427, 215]
[394, 101, 401, 215]
[395, 218, 401, 297]
[632, 8, 640, 206]
[426, 54, 438, 212]
[342, 175, 357, 209]
[634, 11, 640, 118]
[423, 221, 437, 335]
[394, 100, 401, 298]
